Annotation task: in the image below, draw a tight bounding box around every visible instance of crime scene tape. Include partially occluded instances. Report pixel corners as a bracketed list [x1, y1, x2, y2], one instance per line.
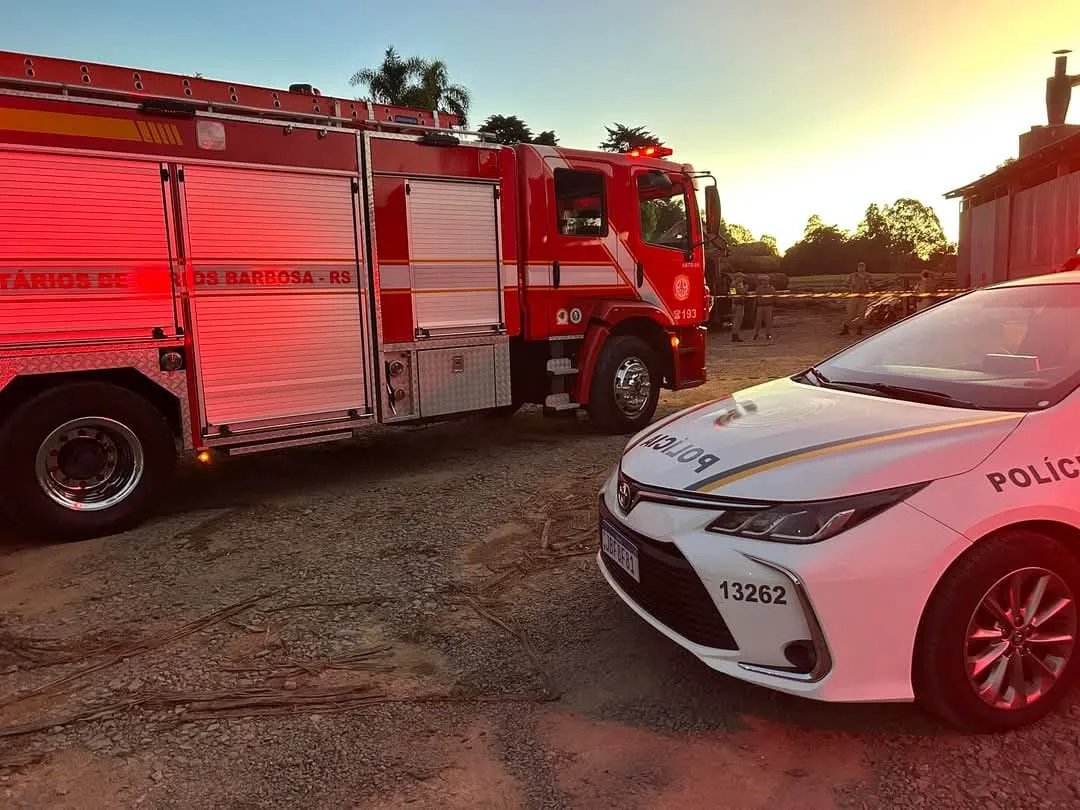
[721, 287, 972, 301]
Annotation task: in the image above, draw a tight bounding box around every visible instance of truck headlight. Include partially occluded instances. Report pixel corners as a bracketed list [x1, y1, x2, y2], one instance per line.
[704, 482, 928, 544]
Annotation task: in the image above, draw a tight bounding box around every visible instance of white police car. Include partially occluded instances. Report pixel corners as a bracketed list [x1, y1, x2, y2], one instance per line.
[598, 270, 1080, 732]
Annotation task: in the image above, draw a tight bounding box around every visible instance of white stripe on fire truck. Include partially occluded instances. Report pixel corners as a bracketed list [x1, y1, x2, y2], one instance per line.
[377, 261, 518, 291]
[527, 265, 551, 287]
[378, 265, 411, 290]
[525, 264, 627, 288]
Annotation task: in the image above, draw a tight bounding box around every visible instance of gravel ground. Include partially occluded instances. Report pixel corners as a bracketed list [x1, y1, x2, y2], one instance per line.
[2, 304, 1079, 809]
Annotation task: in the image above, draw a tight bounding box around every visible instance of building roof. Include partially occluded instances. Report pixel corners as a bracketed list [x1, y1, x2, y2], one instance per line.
[943, 128, 1080, 201]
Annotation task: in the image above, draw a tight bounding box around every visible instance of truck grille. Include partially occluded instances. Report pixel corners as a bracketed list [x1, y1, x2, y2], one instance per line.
[598, 498, 738, 650]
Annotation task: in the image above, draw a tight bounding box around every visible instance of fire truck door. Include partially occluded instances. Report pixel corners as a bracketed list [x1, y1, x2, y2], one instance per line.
[405, 179, 503, 336]
[179, 165, 370, 432]
[0, 150, 180, 345]
[536, 160, 624, 337]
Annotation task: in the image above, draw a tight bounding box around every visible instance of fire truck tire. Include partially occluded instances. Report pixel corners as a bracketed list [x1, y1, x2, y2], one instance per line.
[0, 382, 177, 543]
[588, 334, 661, 434]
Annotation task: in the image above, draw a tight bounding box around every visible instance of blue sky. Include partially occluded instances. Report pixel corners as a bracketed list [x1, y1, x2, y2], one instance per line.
[8, 0, 1080, 251]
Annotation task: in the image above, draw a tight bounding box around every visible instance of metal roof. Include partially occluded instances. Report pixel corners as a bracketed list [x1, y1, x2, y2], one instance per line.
[943, 128, 1080, 200]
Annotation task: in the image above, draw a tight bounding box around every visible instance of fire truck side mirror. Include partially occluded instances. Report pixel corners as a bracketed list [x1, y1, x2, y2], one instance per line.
[705, 186, 721, 237]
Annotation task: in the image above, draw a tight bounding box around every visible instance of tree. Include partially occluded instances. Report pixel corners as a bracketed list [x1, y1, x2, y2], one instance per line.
[349, 46, 424, 105]
[780, 199, 952, 277]
[478, 114, 533, 144]
[851, 203, 893, 272]
[851, 198, 948, 271]
[759, 234, 779, 256]
[401, 59, 471, 125]
[599, 123, 663, 152]
[881, 198, 948, 261]
[780, 214, 856, 276]
[477, 115, 559, 146]
[349, 46, 472, 125]
[802, 214, 850, 243]
[855, 203, 889, 243]
[720, 221, 755, 245]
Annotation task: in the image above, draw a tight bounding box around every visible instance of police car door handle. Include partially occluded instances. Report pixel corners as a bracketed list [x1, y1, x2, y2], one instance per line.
[553, 260, 561, 289]
[636, 262, 644, 287]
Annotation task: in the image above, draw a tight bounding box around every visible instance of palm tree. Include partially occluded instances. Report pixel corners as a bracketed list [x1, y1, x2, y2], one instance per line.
[401, 59, 471, 125]
[348, 46, 425, 105]
[349, 47, 472, 125]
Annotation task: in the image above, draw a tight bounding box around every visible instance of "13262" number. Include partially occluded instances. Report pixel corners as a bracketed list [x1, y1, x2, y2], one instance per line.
[716, 581, 787, 604]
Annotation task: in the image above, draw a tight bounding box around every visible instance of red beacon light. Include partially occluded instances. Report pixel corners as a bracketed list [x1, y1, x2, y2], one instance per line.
[626, 145, 674, 159]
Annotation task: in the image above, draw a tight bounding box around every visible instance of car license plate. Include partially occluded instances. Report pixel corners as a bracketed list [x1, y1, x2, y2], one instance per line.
[601, 523, 640, 582]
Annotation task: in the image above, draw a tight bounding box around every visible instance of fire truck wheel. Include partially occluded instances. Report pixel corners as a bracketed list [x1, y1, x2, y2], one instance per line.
[588, 334, 661, 434]
[0, 382, 177, 543]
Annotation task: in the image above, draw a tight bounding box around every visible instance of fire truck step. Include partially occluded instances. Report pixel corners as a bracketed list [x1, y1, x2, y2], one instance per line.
[546, 357, 579, 376]
[224, 430, 354, 456]
[543, 393, 580, 413]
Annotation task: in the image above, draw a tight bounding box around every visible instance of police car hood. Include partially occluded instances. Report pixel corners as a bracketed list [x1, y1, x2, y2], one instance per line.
[620, 377, 1024, 501]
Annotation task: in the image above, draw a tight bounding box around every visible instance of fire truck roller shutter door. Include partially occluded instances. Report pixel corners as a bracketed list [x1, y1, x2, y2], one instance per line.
[0, 150, 177, 346]
[180, 165, 370, 430]
[405, 179, 502, 334]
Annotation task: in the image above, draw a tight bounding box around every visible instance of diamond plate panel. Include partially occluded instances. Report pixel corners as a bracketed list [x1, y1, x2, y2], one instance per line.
[417, 345, 496, 417]
[0, 345, 193, 448]
[494, 341, 512, 407]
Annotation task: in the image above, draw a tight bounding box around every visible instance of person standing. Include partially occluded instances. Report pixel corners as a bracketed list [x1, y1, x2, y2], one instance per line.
[914, 270, 933, 311]
[839, 261, 872, 336]
[753, 274, 775, 341]
[730, 270, 747, 342]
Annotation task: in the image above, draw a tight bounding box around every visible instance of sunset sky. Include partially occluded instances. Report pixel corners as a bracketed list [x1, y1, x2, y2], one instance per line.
[8, 0, 1080, 251]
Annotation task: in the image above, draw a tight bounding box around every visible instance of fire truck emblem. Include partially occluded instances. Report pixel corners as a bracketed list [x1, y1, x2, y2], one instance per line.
[569, 308, 582, 324]
[673, 274, 691, 302]
[556, 308, 569, 325]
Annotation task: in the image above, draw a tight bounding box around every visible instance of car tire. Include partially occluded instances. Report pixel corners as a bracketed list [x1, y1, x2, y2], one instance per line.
[0, 381, 177, 543]
[587, 334, 661, 434]
[913, 528, 1080, 732]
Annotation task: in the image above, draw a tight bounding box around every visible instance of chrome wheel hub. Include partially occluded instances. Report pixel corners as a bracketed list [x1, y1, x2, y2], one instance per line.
[965, 566, 1077, 710]
[612, 356, 651, 418]
[34, 417, 145, 512]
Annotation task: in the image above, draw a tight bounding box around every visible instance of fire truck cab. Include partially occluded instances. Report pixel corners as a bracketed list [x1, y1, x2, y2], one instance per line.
[0, 50, 720, 541]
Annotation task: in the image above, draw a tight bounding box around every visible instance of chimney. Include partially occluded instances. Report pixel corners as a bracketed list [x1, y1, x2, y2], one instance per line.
[1019, 49, 1080, 158]
[1047, 49, 1076, 125]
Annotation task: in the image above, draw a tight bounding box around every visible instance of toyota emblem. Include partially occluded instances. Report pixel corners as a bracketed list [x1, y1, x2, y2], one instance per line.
[617, 480, 632, 513]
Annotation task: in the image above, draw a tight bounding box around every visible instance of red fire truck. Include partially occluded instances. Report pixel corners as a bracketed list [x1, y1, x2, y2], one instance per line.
[0, 50, 721, 541]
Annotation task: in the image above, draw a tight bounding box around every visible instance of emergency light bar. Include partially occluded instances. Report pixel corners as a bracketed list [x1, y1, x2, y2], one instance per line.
[627, 145, 673, 159]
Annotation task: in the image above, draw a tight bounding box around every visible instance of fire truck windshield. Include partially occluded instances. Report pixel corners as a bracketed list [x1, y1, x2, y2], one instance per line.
[637, 173, 692, 252]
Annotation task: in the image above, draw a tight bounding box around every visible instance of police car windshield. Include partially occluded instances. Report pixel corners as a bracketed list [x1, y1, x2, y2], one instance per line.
[810, 282, 1080, 411]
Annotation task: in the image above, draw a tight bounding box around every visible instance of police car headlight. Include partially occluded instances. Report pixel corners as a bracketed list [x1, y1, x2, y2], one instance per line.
[704, 483, 928, 544]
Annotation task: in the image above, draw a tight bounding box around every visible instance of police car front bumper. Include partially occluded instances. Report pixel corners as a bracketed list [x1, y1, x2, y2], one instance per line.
[595, 469, 971, 703]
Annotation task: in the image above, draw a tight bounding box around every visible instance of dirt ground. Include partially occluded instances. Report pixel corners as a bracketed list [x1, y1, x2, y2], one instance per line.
[2, 304, 1079, 809]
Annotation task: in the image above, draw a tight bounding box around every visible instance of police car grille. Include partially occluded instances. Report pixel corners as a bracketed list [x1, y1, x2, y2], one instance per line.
[599, 502, 738, 650]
